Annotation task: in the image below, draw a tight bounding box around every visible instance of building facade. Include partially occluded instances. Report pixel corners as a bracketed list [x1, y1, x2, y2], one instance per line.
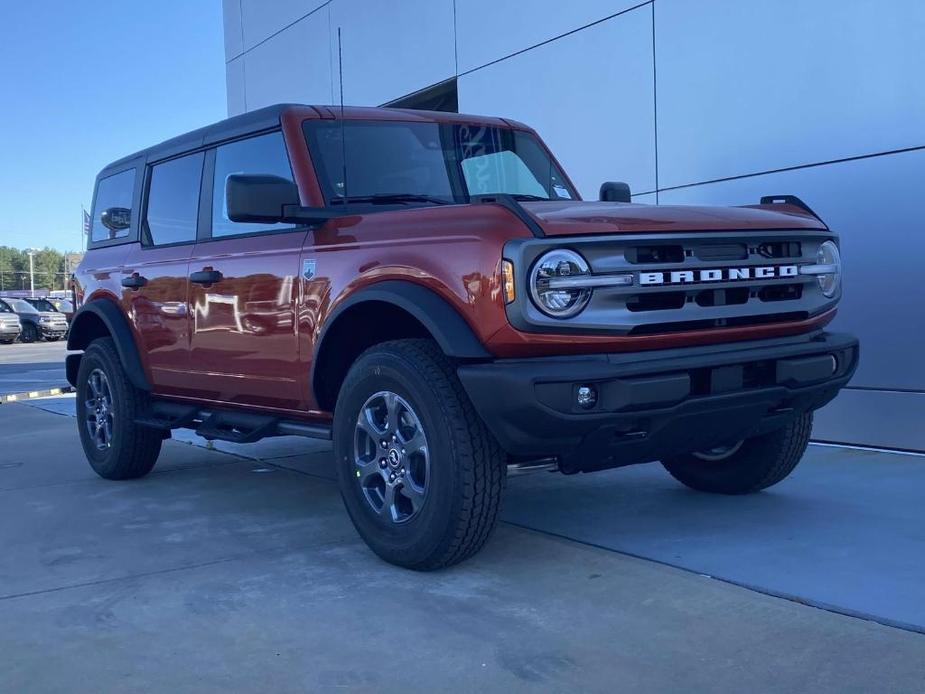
[222, 0, 925, 451]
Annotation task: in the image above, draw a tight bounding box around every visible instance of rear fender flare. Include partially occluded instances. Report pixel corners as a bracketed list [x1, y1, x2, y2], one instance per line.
[66, 300, 150, 391]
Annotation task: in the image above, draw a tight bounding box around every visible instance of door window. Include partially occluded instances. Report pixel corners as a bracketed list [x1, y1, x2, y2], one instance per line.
[211, 132, 297, 238]
[143, 152, 204, 246]
[91, 169, 136, 242]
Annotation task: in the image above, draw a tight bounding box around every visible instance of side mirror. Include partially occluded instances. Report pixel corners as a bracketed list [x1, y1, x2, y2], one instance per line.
[226, 174, 301, 223]
[599, 181, 632, 203]
[225, 174, 345, 225]
[101, 207, 131, 231]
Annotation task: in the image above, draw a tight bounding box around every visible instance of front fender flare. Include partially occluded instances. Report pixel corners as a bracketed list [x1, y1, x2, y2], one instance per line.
[310, 280, 491, 397]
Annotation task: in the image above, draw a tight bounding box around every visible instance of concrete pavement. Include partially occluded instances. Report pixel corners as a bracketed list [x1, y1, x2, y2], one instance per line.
[0, 340, 68, 395]
[2, 403, 925, 692]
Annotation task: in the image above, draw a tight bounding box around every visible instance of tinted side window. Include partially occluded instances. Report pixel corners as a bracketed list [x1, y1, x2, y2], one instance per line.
[91, 169, 135, 242]
[212, 132, 296, 238]
[144, 152, 204, 246]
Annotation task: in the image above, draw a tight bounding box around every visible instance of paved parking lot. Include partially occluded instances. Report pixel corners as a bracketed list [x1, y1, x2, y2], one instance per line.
[2, 343, 925, 691]
[0, 340, 68, 395]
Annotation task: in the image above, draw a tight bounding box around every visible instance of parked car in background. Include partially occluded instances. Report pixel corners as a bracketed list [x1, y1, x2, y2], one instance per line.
[0, 297, 69, 342]
[0, 300, 22, 344]
[25, 297, 73, 327]
[49, 298, 75, 323]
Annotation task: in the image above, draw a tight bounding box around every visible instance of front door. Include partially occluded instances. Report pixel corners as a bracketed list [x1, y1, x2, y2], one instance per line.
[186, 132, 307, 412]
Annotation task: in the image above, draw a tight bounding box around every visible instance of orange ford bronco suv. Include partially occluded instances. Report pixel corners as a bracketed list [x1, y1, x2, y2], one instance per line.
[69, 104, 858, 569]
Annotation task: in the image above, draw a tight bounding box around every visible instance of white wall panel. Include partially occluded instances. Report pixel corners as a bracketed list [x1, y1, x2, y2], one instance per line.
[225, 56, 247, 116]
[240, 0, 328, 52]
[658, 148, 925, 393]
[222, 0, 244, 61]
[459, 6, 656, 199]
[455, 0, 643, 73]
[244, 6, 334, 110]
[331, 0, 455, 106]
[655, 0, 925, 188]
[813, 390, 925, 452]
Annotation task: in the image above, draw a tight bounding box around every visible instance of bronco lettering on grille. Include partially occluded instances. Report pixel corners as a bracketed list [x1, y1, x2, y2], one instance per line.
[638, 265, 799, 286]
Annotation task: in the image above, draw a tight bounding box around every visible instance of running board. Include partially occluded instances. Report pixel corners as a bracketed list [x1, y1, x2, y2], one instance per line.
[507, 458, 559, 476]
[137, 400, 332, 443]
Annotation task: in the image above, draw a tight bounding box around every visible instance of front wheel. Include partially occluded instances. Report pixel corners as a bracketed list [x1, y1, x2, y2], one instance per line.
[661, 413, 813, 494]
[19, 323, 38, 343]
[76, 337, 162, 480]
[333, 339, 506, 570]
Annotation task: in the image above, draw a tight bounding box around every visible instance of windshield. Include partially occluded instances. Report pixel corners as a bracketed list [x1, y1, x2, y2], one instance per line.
[54, 299, 73, 312]
[304, 120, 577, 205]
[6, 299, 38, 313]
[28, 299, 57, 312]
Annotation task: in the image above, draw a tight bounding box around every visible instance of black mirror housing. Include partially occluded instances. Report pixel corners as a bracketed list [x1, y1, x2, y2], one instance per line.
[599, 181, 632, 203]
[226, 174, 301, 223]
[101, 207, 131, 231]
[225, 174, 346, 226]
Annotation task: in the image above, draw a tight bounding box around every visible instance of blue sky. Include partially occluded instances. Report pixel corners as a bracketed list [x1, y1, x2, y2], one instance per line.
[0, 1, 227, 252]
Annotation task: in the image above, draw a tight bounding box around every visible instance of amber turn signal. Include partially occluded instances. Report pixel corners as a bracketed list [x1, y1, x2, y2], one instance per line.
[502, 260, 515, 304]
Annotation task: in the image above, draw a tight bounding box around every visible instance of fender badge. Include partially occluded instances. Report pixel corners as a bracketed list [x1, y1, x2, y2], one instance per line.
[302, 259, 317, 280]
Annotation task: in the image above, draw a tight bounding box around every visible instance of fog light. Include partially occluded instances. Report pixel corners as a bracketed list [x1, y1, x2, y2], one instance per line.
[576, 385, 597, 409]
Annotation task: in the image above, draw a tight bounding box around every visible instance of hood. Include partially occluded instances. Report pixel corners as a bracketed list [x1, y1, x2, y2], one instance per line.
[521, 200, 826, 236]
[39, 311, 67, 320]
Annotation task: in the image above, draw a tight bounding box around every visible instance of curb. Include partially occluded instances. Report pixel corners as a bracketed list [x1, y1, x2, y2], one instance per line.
[0, 386, 75, 404]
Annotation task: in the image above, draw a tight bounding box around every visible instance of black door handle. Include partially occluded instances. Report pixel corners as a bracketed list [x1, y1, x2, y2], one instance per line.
[121, 274, 147, 289]
[190, 269, 223, 284]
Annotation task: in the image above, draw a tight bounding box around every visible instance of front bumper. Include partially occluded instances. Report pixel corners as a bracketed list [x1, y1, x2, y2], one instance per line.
[39, 324, 68, 338]
[457, 331, 858, 474]
[0, 326, 21, 341]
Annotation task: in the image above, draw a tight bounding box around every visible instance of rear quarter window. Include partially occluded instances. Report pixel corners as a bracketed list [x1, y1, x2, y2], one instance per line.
[91, 169, 136, 243]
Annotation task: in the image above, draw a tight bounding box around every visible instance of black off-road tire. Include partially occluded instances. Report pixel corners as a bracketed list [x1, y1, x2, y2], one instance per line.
[19, 323, 38, 343]
[661, 412, 813, 494]
[333, 339, 506, 570]
[76, 337, 162, 480]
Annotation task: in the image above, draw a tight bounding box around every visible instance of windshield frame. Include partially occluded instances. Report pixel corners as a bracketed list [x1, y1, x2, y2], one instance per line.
[303, 119, 580, 207]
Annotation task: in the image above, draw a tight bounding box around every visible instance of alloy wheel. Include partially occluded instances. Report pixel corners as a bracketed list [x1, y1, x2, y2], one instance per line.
[353, 390, 429, 523]
[692, 440, 744, 462]
[85, 369, 114, 450]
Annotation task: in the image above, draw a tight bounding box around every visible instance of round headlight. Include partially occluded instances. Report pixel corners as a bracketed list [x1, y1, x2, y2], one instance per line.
[816, 240, 841, 298]
[529, 249, 592, 318]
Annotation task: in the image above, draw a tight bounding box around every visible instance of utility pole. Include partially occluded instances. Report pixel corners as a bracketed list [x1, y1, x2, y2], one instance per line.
[27, 248, 36, 297]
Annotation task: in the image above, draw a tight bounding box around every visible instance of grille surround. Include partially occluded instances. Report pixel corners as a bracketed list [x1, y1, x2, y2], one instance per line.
[504, 229, 839, 335]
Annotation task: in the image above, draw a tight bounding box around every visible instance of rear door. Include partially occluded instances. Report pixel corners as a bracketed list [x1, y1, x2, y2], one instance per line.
[187, 131, 307, 411]
[122, 151, 204, 395]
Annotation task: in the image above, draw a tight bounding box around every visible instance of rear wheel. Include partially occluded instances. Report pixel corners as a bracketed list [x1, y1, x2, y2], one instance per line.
[19, 323, 38, 343]
[333, 339, 506, 570]
[76, 337, 162, 480]
[661, 413, 812, 494]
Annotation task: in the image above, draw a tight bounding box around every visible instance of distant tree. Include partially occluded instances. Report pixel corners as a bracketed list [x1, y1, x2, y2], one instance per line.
[0, 245, 78, 293]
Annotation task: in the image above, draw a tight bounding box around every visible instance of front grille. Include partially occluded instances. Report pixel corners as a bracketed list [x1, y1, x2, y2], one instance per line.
[506, 229, 839, 335]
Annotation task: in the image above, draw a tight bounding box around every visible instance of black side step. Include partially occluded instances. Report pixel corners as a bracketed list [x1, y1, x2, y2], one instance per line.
[138, 400, 332, 443]
[196, 411, 279, 444]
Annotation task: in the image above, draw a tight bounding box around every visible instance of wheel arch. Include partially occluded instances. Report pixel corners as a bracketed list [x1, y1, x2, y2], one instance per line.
[66, 299, 150, 391]
[311, 281, 490, 411]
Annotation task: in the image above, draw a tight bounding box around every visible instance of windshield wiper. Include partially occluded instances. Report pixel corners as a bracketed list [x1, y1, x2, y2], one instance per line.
[509, 194, 552, 201]
[330, 193, 451, 206]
